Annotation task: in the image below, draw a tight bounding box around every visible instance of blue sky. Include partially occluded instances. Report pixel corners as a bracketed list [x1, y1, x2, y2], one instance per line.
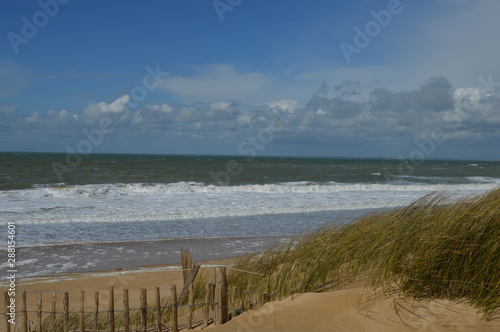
[0, 0, 499, 159]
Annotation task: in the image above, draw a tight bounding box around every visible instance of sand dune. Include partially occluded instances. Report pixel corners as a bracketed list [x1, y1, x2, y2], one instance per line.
[206, 288, 500, 332]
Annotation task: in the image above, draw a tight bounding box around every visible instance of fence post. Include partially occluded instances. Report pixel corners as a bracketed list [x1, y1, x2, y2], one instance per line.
[231, 286, 239, 318]
[4, 292, 11, 332]
[52, 291, 57, 332]
[37, 292, 42, 332]
[108, 287, 115, 332]
[21, 290, 27, 332]
[63, 292, 69, 332]
[140, 288, 147, 332]
[123, 289, 130, 332]
[171, 284, 179, 332]
[79, 290, 85, 332]
[93, 291, 99, 332]
[187, 283, 194, 329]
[156, 287, 162, 332]
[179, 265, 200, 304]
[203, 282, 212, 327]
[181, 248, 193, 285]
[215, 267, 228, 325]
[210, 281, 216, 316]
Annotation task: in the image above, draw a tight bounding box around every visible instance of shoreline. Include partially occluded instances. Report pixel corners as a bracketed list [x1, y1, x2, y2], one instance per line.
[12, 255, 241, 284]
[7, 234, 293, 279]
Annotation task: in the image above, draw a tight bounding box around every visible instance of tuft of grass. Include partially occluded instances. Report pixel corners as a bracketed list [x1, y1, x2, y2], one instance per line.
[228, 188, 500, 317]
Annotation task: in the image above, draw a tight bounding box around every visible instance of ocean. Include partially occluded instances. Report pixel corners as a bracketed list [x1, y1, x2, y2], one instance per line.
[1, 152, 499, 278]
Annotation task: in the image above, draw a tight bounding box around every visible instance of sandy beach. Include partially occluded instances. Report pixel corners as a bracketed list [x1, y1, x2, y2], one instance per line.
[1, 257, 235, 311]
[2, 257, 499, 332]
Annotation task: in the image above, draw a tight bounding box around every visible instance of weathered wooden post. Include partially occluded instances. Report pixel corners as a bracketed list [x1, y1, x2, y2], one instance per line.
[63, 292, 69, 332]
[181, 248, 193, 285]
[37, 292, 43, 332]
[156, 287, 162, 332]
[108, 287, 115, 332]
[187, 283, 194, 329]
[230, 286, 240, 319]
[179, 265, 200, 304]
[21, 290, 27, 332]
[123, 289, 130, 332]
[93, 291, 99, 332]
[4, 292, 11, 332]
[203, 282, 213, 327]
[79, 290, 85, 332]
[52, 291, 57, 332]
[140, 288, 147, 332]
[215, 267, 228, 324]
[171, 284, 179, 332]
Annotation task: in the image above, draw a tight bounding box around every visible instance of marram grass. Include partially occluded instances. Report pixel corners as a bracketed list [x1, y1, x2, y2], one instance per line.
[228, 188, 500, 317]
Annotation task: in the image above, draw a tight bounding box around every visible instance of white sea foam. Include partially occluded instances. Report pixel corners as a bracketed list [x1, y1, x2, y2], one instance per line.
[0, 181, 497, 225]
[466, 176, 500, 184]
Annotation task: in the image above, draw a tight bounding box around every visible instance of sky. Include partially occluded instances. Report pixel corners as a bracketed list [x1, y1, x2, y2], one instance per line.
[0, 0, 499, 159]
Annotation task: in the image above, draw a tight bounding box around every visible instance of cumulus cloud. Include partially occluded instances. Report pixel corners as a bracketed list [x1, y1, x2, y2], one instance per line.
[82, 95, 130, 124]
[266, 99, 299, 112]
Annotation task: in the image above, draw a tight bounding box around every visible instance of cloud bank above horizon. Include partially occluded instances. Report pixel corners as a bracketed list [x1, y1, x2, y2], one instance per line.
[1, 75, 498, 158]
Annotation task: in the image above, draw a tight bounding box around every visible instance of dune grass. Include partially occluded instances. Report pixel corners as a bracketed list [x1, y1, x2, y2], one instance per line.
[228, 188, 500, 317]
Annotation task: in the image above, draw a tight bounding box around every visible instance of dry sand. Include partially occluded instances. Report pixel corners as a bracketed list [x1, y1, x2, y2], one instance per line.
[2, 259, 499, 332]
[207, 288, 500, 332]
[0, 258, 233, 331]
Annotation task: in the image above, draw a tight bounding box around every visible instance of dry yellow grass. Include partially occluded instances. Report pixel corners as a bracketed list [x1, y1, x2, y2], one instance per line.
[228, 188, 500, 318]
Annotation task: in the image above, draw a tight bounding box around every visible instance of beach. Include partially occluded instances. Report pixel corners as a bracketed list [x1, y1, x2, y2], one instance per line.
[2, 0, 500, 329]
[2, 257, 499, 332]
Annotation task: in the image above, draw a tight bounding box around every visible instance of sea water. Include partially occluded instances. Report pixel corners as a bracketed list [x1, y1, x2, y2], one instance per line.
[1, 153, 499, 277]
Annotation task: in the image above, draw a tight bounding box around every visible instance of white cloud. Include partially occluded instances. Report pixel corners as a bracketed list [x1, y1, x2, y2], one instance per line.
[48, 109, 77, 121]
[161, 65, 273, 103]
[210, 101, 231, 110]
[82, 95, 130, 123]
[148, 104, 173, 114]
[266, 99, 299, 112]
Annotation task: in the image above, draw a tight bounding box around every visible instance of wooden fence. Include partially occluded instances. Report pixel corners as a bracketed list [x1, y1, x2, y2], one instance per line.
[2, 252, 270, 332]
